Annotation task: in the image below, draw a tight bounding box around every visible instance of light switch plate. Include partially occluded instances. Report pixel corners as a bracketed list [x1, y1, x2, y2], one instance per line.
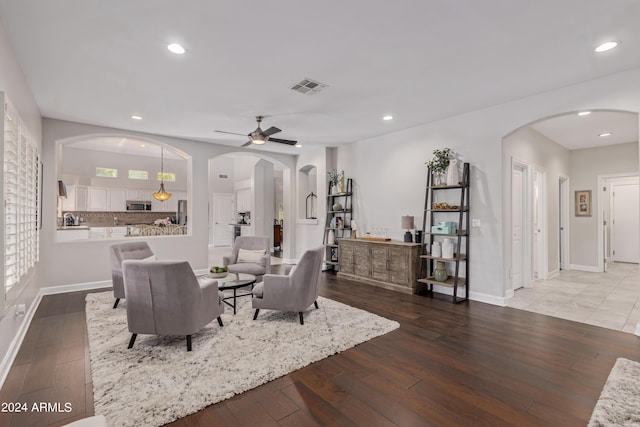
[472, 219, 481, 228]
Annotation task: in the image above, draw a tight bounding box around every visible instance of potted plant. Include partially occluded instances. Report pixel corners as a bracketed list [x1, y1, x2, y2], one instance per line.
[425, 148, 452, 185]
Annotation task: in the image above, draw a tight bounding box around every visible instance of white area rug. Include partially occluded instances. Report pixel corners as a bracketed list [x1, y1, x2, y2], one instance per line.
[589, 358, 640, 426]
[86, 291, 399, 427]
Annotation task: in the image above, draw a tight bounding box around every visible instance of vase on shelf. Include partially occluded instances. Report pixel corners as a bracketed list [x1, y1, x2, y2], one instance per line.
[328, 229, 336, 244]
[433, 172, 445, 186]
[446, 159, 459, 185]
[434, 261, 448, 282]
[339, 176, 345, 193]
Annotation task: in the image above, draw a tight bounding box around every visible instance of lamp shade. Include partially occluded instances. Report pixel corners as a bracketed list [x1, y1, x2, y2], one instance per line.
[401, 215, 414, 230]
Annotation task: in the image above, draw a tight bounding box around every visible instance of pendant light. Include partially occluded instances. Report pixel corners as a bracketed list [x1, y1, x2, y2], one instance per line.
[153, 146, 172, 201]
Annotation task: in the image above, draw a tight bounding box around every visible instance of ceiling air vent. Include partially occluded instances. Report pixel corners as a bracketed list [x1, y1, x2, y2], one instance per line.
[290, 78, 328, 95]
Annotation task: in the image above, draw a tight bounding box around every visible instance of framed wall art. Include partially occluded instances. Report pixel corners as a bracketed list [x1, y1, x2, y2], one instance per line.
[575, 190, 591, 217]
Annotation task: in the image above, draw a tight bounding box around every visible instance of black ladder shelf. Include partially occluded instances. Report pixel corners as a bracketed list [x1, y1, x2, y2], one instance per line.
[417, 162, 470, 303]
[323, 178, 353, 270]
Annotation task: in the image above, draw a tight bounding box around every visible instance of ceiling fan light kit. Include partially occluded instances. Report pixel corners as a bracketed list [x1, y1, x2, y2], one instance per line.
[216, 115, 298, 147]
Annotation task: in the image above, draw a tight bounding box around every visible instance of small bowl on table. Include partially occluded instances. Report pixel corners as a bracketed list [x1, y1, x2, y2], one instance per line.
[207, 271, 228, 279]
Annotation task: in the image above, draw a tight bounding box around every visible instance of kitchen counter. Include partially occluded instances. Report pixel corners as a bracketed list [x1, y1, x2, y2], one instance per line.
[57, 225, 90, 231]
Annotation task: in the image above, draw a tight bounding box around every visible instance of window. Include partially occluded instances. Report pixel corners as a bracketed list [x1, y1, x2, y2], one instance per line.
[157, 172, 175, 182]
[3, 96, 39, 307]
[96, 167, 118, 178]
[128, 170, 148, 180]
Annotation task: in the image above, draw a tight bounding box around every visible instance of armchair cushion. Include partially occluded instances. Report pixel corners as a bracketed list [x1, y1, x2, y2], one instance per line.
[223, 236, 271, 280]
[237, 248, 266, 263]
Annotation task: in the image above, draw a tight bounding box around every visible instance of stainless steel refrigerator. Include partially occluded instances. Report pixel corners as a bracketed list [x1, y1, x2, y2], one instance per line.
[177, 200, 187, 225]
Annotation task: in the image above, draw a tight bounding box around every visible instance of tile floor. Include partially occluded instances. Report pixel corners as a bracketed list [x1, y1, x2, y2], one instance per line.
[507, 262, 640, 334]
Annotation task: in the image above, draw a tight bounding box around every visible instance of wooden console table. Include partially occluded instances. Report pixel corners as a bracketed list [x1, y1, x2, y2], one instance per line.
[337, 238, 420, 294]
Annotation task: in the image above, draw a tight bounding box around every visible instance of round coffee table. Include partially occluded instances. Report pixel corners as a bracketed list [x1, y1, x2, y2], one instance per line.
[201, 273, 256, 314]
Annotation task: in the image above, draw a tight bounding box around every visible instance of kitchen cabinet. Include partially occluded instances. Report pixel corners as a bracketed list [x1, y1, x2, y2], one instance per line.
[108, 188, 127, 211]
[236, 188, 251, 212]
[61, 185, 88, 211]
[337, 239, 420, 294]
[87, 187, 108, 211]
[126, 189, 151, 201]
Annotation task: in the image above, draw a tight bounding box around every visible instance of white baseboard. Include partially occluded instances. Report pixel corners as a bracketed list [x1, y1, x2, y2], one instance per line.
[40, 280, 112, 295]
[0, 292, 43, 390]
[430, 285, 508, 307]
[547, 269, 560, 279]
[570, 264, 602, 273]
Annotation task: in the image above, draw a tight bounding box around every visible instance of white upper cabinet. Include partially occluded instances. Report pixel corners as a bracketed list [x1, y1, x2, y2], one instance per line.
[87, 187, 108, 211]
[237, 188, 251, 212]
[108, 188, 127, 211]
[61, 185, 88, 211]
[126, 189, 151, 201]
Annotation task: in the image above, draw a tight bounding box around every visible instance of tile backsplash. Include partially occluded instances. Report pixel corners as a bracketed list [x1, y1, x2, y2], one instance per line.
[62, 211, 177, 227]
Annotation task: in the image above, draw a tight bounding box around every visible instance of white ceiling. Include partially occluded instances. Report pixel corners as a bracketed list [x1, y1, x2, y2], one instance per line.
[1, 0, 640, 153]
[530, 111, 638, 150]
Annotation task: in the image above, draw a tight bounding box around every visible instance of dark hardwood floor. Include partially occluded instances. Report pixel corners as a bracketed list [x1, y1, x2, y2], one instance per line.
[1, 271, 639, 426]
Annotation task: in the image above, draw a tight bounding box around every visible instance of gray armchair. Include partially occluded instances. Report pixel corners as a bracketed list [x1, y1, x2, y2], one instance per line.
[110, 241, 155, 308]
[122, 260, 224, 351]
[252, 246, 324, 325]
[223, 236, 271, 281]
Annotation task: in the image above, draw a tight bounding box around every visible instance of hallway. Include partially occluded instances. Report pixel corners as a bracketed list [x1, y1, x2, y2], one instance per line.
[507, 262, 640, 333]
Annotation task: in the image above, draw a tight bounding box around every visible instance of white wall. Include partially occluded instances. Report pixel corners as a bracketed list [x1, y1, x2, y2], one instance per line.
[38, 119, 296, 289]
[253, 159, 275, 247]
[502, 126, 571, 278]
[294, 146, 327, 260]
[570, 142, 639, 268]
[343, 67, 640, 305]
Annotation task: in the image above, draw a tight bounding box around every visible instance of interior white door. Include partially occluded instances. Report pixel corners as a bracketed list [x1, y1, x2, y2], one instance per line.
[212, 193, 233, 247]
[612, 182, 640, 263]
[512, 168, 524, 290]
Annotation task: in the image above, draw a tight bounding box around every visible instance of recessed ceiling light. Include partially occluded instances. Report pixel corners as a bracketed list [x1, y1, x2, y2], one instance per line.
[131, 115, 143, 120]
[167, 43, 186, 54]
[383, 115, 393, 121]
[139, 144, 145, 148]
[578, 111, 591, 116]
[295, 143, 302, 148]
[599, 132, 612, 137]
[595, 41, 619, 53]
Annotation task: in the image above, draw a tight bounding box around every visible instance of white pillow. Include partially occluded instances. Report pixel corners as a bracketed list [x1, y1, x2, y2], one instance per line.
[237, 248, 266, 263]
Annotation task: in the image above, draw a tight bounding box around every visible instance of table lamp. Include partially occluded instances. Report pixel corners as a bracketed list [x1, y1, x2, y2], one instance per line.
[401, 215, 414, 242]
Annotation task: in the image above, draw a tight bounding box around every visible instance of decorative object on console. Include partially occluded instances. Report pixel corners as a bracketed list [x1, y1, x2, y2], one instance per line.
[425, 148, 452, 186]
[414, 230, 422, 243]
[152, 146, 172, 201]
[401, 215, 414, 242]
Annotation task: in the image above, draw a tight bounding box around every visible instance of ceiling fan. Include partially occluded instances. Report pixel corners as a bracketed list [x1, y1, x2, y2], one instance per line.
[215, 116, 298, 147]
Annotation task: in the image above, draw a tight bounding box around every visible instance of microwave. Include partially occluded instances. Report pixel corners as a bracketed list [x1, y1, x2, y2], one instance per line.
[126, 200, 152, 211]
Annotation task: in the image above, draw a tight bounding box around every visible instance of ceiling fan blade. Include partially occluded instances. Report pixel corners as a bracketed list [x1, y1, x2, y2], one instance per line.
[262, 126, 281, 137]
[215, 130, 247, 137]
[240, 140, 252, 147]
[268, 137, 297, 146]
